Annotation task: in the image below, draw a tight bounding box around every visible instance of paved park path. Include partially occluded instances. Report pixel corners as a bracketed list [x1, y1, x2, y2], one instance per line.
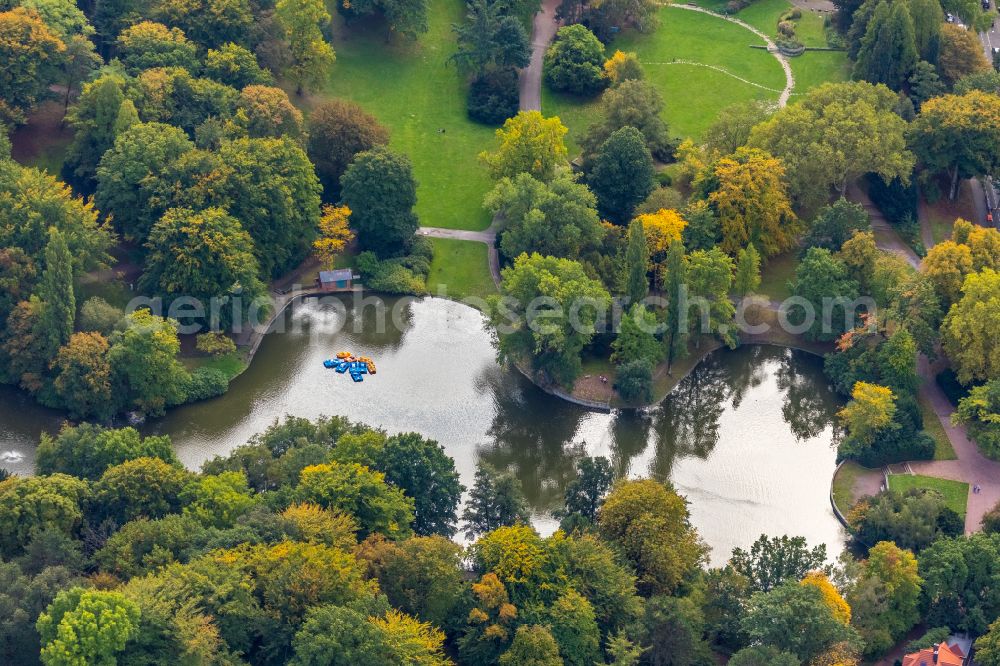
[847, 185, 1000, 533]
[519, 0, 563, 111]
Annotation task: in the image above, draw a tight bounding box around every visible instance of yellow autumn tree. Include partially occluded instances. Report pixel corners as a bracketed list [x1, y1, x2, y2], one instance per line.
[706, 147, 799, 258]
[635, 208, 686, 264]
[603, 50, 643, 86]
[280, 502, 358, 549]
[370, 610, 450, 666]
[838, 382, 897, 444]
[673, 138, 707, 189]
[479, 111, 568, 182]
[801, 571, 851, 625]
[313, 204, 354, 267]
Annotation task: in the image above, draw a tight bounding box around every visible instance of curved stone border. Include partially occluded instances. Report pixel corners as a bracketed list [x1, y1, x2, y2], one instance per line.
[830, 460, 851, 530]
[670, 3, 795, 107]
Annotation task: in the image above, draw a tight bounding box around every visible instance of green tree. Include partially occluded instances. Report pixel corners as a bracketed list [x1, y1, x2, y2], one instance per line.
[149, 0, 254, 49]
[597, 479, 708, 596]
[219, 136, 323, 277]
[493, 253, 611, 387]
[0, 8, 65, 126]
[291, 603, 390, 666]
[976, 619, 1000, 666]
[462, 463, 531, 539]
[59, 34, 101, 116]
[623, 218, 649, 304]
[741, 581, 859, 663]
[559, 456, 613, 529]
[296, 462, 415, 539]
[612, 304, 660, 365]
[941, 268, 1000, 383]
[849, 488, 962, 552]
[729, 534, 827, 593]
[661, 240, 688, 371]
[480, 111, 569, 182]
[0, 474, 88, 558]
[749, 81, 914, 208]
[485, 171, 603, 261]
[108, 310, 190, 416]
[702, 100, 775, 157]
[547, 589, 600, 666]
[37, 422, 176, 480]
[355, 535, 465, 627]
[341, 146, 419, 257]
[0, 563, 79, 665]
[451, 0, 530, 75]
[307, 99, 390, 198]
[686, 247, 737, 347]
[909, 60, 946, 108]
[802, 198, 870, 253]
[918, 532, 1000, 633]
[588, 126, 654, 224]
[614, 359, 654, 404]
[275, 0, 335, 94]
[90, 457, 192, 527]
[853, 0, 917, 89]
[116, 21, 198, 73]
[0, 160, 112, 273]
[204, 42, 273, 88]
[36, 227, 75, 358]
[847, 540, 923, 657]
[63, 75, 126, 189]
[374, 432, 464, 537]
[234, 85, 305, 139]
[581, 79, 673, 162]
[544, 25, 606, 96]
[500, 625, 563, 666]
[140, 207, 265, 327]
[640, 594, 713, 666]
[37, 588, 140, 666]
[953, 379, 1000, 458]
[733, 243, 761, 298]
[95, 122, 196, 243]
[181, 470, 256, 528]
[908, 92, 1000, 200]
[789, 247, 861, 341]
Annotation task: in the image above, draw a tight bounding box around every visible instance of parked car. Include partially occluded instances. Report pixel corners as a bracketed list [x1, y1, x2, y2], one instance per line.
[983, 0, 990, 10]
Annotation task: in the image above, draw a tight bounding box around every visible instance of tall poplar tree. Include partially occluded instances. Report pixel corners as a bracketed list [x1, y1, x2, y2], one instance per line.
[623, 217, 649, 305]
[854, 1, 917, 90]
[661, 240, 688, 372]
[36, 227, 76, 358]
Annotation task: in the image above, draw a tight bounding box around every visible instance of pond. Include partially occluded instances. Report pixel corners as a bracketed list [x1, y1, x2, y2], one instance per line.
[0, 295, 847, 564]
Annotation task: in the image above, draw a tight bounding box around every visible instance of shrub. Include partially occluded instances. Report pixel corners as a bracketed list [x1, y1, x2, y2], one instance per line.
[468, 68, 519, 125]
[544, 25, 607, 96]
[195, 332, 237, 357]
[838, 395, 935, 466]
[184, 367, 230, 403]
[78, 297, 124, 335]
[906, 627, 952, 653]
[356, 251, 427, 295]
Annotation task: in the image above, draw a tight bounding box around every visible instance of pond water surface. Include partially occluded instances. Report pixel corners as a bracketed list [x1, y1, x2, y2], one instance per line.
[0, 295, 846, 563]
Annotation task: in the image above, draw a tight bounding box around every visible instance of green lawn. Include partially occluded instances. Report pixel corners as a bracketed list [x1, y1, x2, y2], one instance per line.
[918, 393, 958, 461]
[888, 474, 969, 517]
[183, 351, 248, 380]
[545, 6, 786, 143]
[789, 51, 851, 95]
[321, 0, 494, 231]
[425, 238, 497, 302]
[757, 250, 798, 301]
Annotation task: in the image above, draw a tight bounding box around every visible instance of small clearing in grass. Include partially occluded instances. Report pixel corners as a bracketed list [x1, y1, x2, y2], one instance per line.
[918, 392, 957, 461]
[426, 238, 497, 302]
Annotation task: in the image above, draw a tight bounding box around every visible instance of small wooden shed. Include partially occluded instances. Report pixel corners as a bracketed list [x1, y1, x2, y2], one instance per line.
[317, 269, 354, 292]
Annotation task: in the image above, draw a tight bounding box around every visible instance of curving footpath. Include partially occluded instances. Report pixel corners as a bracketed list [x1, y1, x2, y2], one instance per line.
[519, 0, 563, 111]
[846, 185, 1000, 533]
[668, 4, 795, 107]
